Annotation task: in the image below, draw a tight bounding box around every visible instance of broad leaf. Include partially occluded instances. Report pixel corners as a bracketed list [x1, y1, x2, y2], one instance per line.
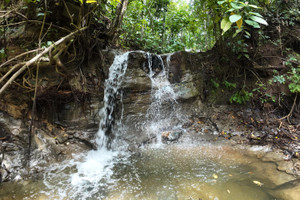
[236, 18, 243, 29]
[221, 17, 232, 34]
[248, 4, 260, 9]
[249, 12, 263, 18]
[233, 28, 242, 37]
[226, 8, 235, 13]
[229, 14, 242, 23]
[230, 2, 244, 10]
[245, 20, 260, 28]
[250, 16, 268, 25]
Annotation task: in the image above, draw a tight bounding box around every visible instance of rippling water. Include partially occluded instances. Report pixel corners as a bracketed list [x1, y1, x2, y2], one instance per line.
[0, 142, 296, 200]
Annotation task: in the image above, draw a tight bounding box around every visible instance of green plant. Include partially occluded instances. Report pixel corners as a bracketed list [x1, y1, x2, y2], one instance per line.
[271, 75, 286, 84]
[218, 0, 268, 37]
[223, 80, 236, 91]
[267, 53, 300, 94]
[230, 88, 252, 104]
[0, 48, 6, 61]
[287, 67, 300, 93]
[252, 82, 276, 103]
[211, 79, 220, 89]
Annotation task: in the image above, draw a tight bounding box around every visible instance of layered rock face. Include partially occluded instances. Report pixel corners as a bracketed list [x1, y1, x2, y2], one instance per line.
[0, 50, 214, 181]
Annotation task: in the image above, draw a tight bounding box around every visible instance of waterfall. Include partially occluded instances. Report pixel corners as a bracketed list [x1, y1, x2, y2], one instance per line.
[67, 52, 130, 199]
[96, 52, 129, 149]
[42, 51, 182, 199]
[145, 53, 178, 144]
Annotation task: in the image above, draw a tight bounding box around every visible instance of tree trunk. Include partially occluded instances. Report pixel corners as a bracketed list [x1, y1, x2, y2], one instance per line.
[109, 0, 129, 44]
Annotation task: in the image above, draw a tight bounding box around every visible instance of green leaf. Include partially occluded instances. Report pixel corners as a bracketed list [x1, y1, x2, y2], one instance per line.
[229, 14, 242, 23]
[37, 12, 44, 17]
[244, 54, 250, 59]
[230, 2, 244, 10]
[249, 12, 263, 18]
[273, 75, 286, 84]
[248, 4, 260, 9]
[233, 28, 243, 37]
[226, 8, 235, 13]
[250, 16, 268, 25]
[289, 83, 300, 93]
[221, 17, 232, 34]
[245, 20, 260, 28]
[217, 0, 226, 5]
[245, 31, 251, 36]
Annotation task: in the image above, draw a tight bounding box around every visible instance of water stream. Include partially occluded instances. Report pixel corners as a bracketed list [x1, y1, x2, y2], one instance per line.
[144, 53, 181, 146]
[0, 52, 298, 200]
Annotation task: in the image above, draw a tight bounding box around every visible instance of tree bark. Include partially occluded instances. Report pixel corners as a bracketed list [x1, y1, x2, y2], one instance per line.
[109, 0, 128, 43]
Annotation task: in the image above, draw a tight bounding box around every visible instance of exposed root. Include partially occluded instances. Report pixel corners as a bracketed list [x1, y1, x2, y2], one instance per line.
[279, 94, 298, 124]
[0, 62, 25, 85]
[0, 27, 87, 96]
[0, 49, 38, 69]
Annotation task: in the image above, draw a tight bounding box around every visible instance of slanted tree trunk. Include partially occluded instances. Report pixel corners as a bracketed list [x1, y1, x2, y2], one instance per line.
[109, 0, 128, 44]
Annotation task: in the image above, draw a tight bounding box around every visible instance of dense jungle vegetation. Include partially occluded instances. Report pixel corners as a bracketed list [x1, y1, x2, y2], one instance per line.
[0, 0, 299, 123]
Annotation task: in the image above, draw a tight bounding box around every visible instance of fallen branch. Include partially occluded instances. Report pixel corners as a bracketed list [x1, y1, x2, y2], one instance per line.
[0, 62, 25, 85]
[0, 49, 38, 69]
[0, 27, 87, 96]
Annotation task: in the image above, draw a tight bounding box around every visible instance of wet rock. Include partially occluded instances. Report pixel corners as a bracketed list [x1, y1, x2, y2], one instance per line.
[56, 134, 69, 144]
[248, 131, 267, 140]
[293, 160, 300, 176]
[276, 161, 294, 174]
[122, 68, 152, 92]
[173, 82, 200, 100]
[262, 151, 286, 162]
[127, 51, 147, 70]
[162, 131, 182, 143]
[128, 144, 138, 152]
[0, 99, 28, 119]
[0, 122, 11, 141]
[272, 179, 300, 200]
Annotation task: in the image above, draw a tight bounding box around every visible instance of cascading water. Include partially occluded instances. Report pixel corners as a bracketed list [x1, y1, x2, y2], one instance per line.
[144, 53, 182, 145]
[70, 52, 130, 198]
[96, 52, 130, 149]
[41, 52, 131, 200]
[1, 51, 296, 200]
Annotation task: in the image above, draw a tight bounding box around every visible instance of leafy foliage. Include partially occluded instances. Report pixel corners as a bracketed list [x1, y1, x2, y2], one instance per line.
[287, 67, 300, 93]
[230, 89, 252, 104]
[223, 81, 236, 91]
[218, 0, 268, 37]
[121, 0, 215, 53]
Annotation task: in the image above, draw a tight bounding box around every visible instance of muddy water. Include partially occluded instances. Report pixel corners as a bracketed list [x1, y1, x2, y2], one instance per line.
[0, 142, 298, 200]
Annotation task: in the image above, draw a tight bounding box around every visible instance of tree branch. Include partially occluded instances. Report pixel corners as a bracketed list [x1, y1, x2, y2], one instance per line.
[0, 49, 39, 69]
[0, 27, 87, 96]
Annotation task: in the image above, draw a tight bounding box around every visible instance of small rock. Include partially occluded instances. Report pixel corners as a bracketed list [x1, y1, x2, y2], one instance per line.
[276, 161, 294, 175]
[249, 131, 266, 140]
[294, 161, 300, 176]
[162, 131, 182, 142]
[128, 144, 138, 152]
[262, 151, 286, 162]
[56, 134, 69, 144]
[0, 168, 8, 182]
